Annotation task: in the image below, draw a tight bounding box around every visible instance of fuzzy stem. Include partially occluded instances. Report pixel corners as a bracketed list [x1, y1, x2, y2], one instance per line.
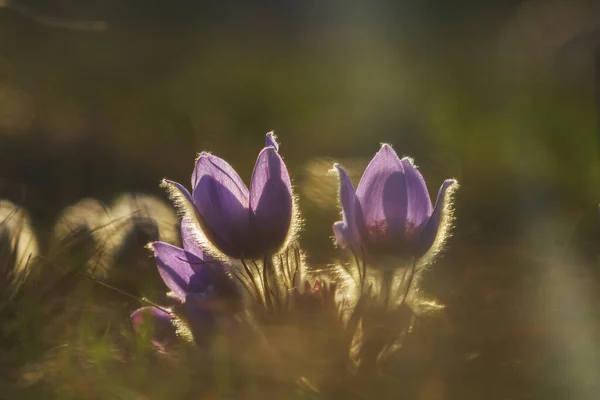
[382, 268, 394, 310]
[262, 255, 274, 313]
[398, 257, 418, 309]
[240, 259, 263, 307]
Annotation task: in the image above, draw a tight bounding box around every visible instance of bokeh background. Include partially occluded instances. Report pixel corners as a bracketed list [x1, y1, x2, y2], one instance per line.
[2, 0, 600, 399]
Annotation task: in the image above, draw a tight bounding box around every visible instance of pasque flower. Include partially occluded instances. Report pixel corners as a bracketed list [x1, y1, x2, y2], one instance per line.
[131, 220, 239, 347]
[163, 132, 294, 260]
[333, 144, 456, 257]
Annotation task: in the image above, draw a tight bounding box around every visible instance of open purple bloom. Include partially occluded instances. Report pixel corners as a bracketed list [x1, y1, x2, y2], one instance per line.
[131, 222, 238, 347]
[163, 132, 294, 259]
[333, 144, 456, 257]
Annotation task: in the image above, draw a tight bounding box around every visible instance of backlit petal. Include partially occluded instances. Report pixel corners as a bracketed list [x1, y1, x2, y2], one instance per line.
[192, 153, 251, 258]
[400, 158, 433, 234]
[265, 131, 279, 151]
[180, 216, 203, 258]
[248, 147, 293, 256]
[152, 241, 205, 301]
[415, 179, 456, 255]
[355, 145, 407, 243]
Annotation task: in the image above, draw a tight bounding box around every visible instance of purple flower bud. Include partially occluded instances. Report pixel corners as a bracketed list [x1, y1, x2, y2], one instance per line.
[333, 144, 457, 257]
[130, 306, 175, 352]
[164, 133, 294, 259]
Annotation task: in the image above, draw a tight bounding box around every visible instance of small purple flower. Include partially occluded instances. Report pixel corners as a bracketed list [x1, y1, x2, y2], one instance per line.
[131, 306, 175, 352]
[163, 132, 294, 259]
[131, 222, 238, 347]
[333, 144, 457, 257]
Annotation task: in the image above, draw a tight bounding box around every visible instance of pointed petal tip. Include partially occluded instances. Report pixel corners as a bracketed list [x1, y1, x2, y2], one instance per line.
[400, 156, 417, 168]
[441, 179, 459, 192]
[375, 143, 401, 162]
[327, 163, 342, 177]
[148, 240, 178, 254]
[265, 131, 279, 151]
[334, 163, 349, 178]
[379, 143, 395, 152]
[161, 178, 186, 192]
[194, 151, 211, 162]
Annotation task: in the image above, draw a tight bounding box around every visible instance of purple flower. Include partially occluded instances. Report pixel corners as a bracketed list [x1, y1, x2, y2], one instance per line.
[131, 222, 239, 347]
[131, 306, 175, 352]
[333, 144, 457, 257]
[162, 132, 294, 259]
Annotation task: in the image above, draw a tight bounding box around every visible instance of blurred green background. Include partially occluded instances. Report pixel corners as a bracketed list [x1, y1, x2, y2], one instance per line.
[2, 0, 600, 399]
[1, 0, 600, 247]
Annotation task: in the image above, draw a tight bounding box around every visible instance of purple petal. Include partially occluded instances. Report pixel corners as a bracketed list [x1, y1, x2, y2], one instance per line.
[355, 145, 407, 244]
[248, 147, 293, 256]
[162, 180, 209, 255]
[265, 131, 279, 151]
[400, 158, 433, 235]
[334, 164, 360, 247]
[191, 153, 251, 258]
[415, 179, 456, 255]
[192, 153, 249, 199]
[152, 241, 204, 301]
[163, 179, 194, 206]
[131, 306, 175, 350]
[180, 216, 204, 258]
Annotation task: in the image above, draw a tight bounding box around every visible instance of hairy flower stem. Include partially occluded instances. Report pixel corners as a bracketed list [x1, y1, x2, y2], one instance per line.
[398, 257, 418, 309]
[382, 268, 394, 310]
[240, 259, 264, 307]
[349, 247, 368, 291]
[262, 255, 274, 313]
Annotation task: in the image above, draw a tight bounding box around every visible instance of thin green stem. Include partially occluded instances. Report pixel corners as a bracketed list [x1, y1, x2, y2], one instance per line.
[78, 271, 170, 314]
